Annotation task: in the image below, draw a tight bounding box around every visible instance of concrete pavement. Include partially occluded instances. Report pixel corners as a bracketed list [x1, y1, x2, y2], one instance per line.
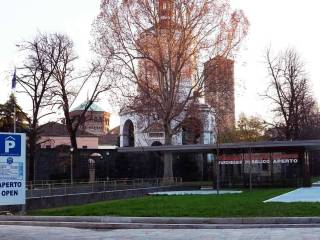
[265, 187, 320, 202]
[1, 225, 320, 239]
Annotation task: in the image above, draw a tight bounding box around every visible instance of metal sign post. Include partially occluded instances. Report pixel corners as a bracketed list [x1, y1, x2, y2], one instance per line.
[0, 133, 26, 213]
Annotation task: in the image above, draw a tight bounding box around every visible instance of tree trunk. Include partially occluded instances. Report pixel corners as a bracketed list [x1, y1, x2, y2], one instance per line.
[214, 147, 220, 194]
[69, 130, 78, 182]
[70, 130, 78, 150]
[163, 126, 174, 182]
[28, 131, 36, 182]
[28, 143, 34, 182]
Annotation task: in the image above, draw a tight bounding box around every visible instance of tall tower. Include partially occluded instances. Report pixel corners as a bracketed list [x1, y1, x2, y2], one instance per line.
[158, 0, 173, 28]
[159, 0, 173, 19]
[204, 56, 235, 132]
[137, 0, 193, 90]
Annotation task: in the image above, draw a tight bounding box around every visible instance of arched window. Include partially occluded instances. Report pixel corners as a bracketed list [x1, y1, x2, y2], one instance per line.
[123, 119, 135, 147]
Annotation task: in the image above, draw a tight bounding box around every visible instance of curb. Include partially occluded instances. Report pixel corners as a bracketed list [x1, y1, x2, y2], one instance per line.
[1, 216, 320, 228]
[1, 221, 320, 229]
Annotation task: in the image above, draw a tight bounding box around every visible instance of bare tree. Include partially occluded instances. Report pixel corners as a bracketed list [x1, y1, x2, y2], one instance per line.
[93, 0, 249, 179]
[49, 34, 113, 150]
[300, 110, 320, 139]
[17, 33, 59, 181]
[264, 47, 316, 140]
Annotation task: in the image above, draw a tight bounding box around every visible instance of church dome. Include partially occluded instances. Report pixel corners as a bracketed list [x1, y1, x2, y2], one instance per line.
[71, 101, 105, 112]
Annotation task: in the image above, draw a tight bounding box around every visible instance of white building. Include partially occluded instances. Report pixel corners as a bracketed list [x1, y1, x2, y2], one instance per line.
[119, 0, 218, 147]
[119, 103, 215, 147]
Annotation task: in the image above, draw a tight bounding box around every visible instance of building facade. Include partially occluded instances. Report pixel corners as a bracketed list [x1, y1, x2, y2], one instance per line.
[119, 0, 215, 147]
[120, 104, 215, 147]
[39, 102, 119, 149]
[38, 122, 99, 149]
[204, 56, 235, 131]
[119, 0, 234, 148]
[70, 102, 110, 136]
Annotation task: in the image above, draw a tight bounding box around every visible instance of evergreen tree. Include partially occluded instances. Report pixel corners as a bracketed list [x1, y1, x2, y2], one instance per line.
[0, 94, 29, 132]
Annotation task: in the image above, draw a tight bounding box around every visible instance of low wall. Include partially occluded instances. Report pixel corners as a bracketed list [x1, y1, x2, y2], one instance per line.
[25, 185, 191, 210]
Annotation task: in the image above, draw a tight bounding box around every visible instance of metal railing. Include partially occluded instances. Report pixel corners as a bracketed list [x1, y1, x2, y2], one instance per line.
[26, 177, 183, 198]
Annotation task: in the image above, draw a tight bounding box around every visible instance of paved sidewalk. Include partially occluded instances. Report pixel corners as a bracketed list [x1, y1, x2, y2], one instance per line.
[265, 187, 320, 202]
[1, 225, 320, 239]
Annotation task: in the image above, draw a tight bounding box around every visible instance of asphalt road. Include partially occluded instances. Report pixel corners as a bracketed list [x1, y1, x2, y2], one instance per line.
[1, 225, 320, 239]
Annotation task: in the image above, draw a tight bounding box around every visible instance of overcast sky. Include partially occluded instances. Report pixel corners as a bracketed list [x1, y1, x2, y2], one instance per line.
[1, 0, 320, 128]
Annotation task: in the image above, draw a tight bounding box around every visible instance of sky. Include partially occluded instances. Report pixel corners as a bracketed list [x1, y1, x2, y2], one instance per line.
[1, 0, 320, 128]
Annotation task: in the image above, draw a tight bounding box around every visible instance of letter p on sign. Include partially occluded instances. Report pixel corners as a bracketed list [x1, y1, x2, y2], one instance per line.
[0, 134, 21, 156]
[5, 139, 15, 153]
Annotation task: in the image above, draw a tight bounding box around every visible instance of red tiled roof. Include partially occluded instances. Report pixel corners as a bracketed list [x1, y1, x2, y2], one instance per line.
[39, 122, 96, 137]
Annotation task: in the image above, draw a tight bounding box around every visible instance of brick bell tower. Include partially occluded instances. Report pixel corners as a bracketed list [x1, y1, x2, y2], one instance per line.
[204, 56, 235, 132]
[158, 0, 174, 27]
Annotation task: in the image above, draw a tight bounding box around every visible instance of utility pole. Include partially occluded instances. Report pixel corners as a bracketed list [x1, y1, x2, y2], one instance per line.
[12, 68, 17, 133]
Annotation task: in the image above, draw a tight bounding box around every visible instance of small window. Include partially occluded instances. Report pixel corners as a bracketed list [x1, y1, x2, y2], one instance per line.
[149, 132, 164, 138]
[45, 145, 51, 149]
[82, 146, 88, 149]
[163, 2, 167, 10]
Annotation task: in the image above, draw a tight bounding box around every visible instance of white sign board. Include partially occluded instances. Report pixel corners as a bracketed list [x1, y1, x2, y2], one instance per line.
[0, 133, 26, 205]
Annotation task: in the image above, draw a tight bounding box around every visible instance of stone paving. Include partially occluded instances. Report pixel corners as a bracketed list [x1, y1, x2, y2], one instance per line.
[1, 225, 320, 239]
[264, 187, 320, 202]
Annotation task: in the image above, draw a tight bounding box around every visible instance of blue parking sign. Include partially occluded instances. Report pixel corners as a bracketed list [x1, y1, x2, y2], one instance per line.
[0, 134, 21, 156]
[0, 132, 26, 206]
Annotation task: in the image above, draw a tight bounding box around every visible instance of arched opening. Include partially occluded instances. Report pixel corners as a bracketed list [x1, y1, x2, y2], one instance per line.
[123, 119, 135, 147]
[182, 117, 203, 145]
[151, 141, 162, 146]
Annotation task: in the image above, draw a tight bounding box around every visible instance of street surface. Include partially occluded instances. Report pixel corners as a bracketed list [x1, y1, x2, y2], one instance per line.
[1, 225, 320, 239]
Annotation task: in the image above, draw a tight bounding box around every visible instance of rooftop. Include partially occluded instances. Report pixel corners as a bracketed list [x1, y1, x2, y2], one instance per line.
[39, 122, 96, 137]
[71, 101, 105, 112]
[118, 140, 320, 153]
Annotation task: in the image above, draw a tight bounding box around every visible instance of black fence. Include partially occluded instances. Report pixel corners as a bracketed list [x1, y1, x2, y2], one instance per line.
[33, 147, 320, 188]
[33, 147, 209, 183]
[34, 147, 160, 181]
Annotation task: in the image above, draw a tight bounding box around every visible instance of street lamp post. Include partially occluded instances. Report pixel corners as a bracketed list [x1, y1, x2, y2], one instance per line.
[70, 147, 74, 184]
[106, 151, 110, 181]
